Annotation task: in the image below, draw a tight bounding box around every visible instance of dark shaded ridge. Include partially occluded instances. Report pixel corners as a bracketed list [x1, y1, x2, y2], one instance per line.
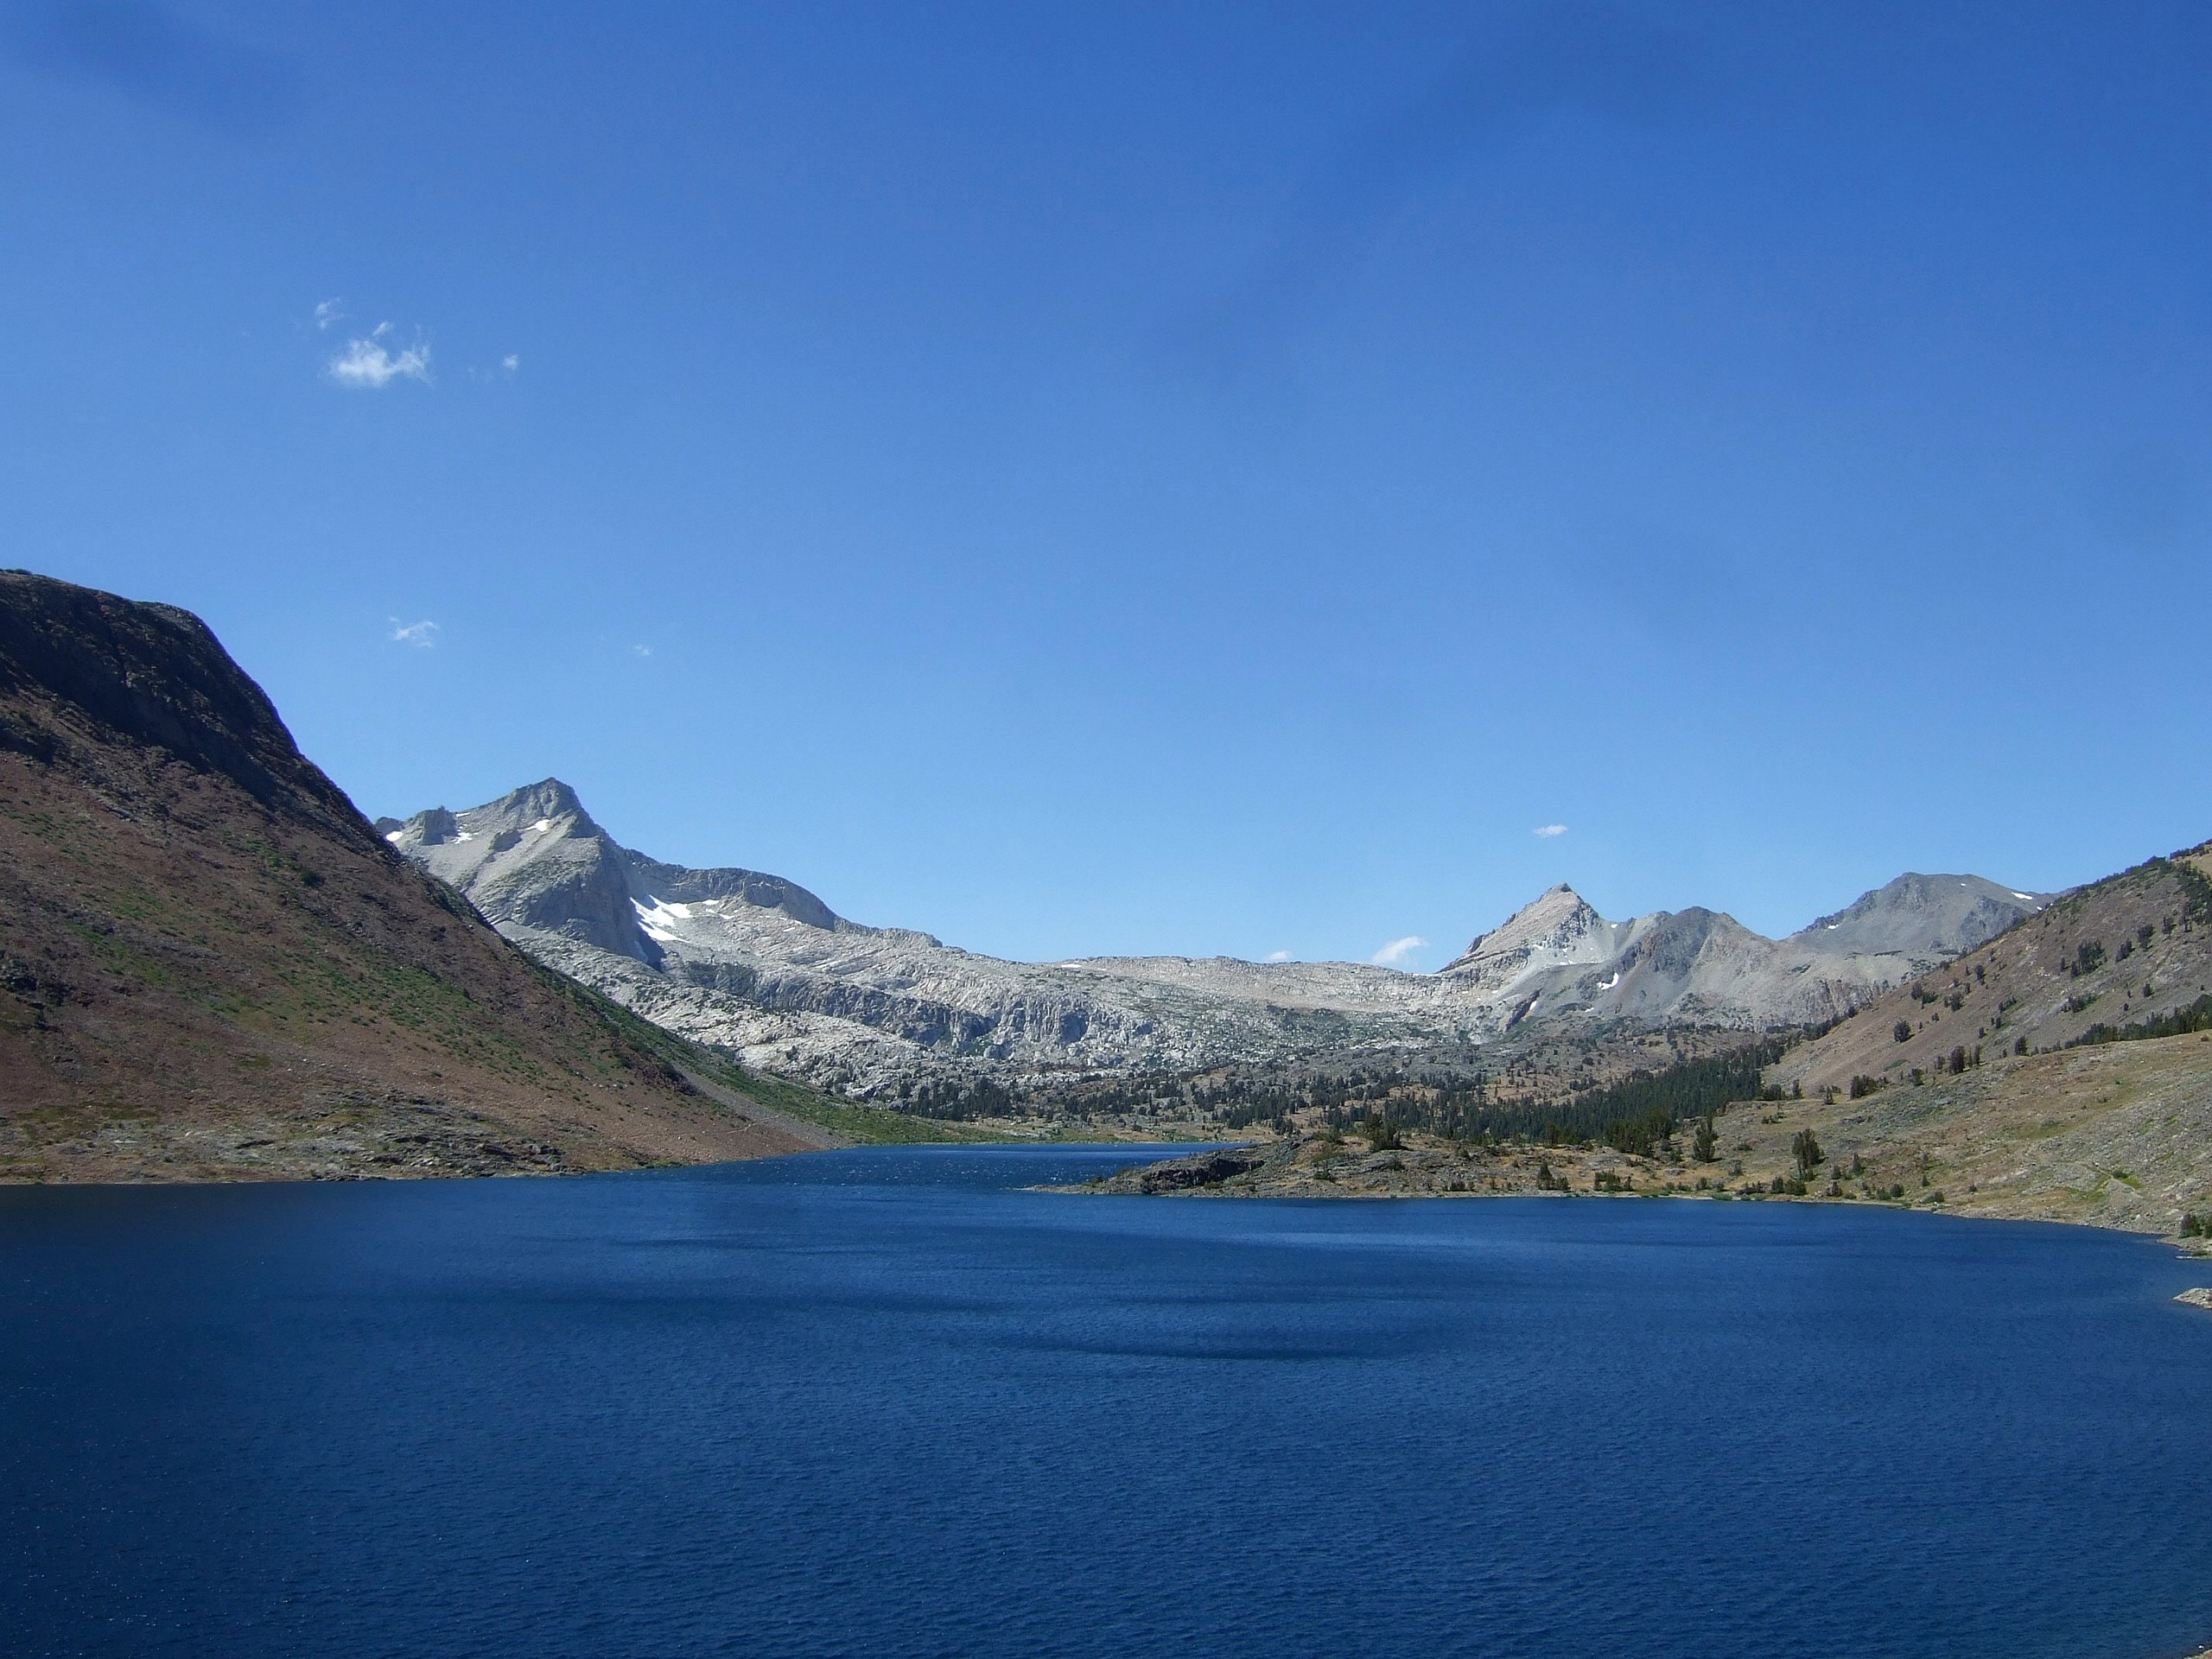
[0, 569, 358, 830]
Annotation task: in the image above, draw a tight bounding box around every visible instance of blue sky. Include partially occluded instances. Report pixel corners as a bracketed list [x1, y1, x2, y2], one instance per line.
[4, 2, 2209, 965]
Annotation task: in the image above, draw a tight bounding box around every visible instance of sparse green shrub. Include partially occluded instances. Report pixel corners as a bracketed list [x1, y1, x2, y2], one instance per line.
[1893, 1020, 1913, 1044]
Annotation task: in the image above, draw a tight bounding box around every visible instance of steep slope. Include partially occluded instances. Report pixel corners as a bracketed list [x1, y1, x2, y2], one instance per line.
[391, 780, 2045, 1095]
[0, 571, 843, 1181]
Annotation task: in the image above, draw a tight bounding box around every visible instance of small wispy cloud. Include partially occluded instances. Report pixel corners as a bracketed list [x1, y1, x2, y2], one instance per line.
[1264, 950, 1292, 963]
[329, 323, 431, 389]
[1534, 823, 1567, 838]
[467, 353, 522, 384]
[631, 644, 653, 658]
[314, 297, 345, 330]
[389, 618, 437, 648]
[1370, 935, 1427, 967]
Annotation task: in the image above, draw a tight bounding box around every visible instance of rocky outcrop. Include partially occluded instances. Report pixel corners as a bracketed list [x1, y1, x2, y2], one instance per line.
[1133, 1147, 1267, 1193]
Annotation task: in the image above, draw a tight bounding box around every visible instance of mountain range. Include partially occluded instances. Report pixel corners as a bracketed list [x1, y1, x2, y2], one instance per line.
[4, 569, 2200, 1218]
[383, 779, 2050, 1096]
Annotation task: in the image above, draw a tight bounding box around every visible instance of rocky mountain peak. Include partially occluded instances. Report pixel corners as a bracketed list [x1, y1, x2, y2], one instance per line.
[482, 778, 595, 833]
[1447, 884, 1608, 968]
[1793, 873, 2049, 958]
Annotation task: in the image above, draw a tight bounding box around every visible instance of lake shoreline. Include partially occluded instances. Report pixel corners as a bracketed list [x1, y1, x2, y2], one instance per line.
[1048, 1130, 2212, 1253]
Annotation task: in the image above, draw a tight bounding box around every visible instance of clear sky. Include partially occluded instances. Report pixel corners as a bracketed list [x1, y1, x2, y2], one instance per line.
[5, 2, 2209, 967]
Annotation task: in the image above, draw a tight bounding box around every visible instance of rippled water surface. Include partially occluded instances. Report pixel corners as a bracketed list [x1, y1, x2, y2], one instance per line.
[5, 1145, 2212, 1658]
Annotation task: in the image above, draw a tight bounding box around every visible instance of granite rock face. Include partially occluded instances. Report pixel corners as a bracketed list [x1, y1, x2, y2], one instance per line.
[391, 780, 2051, 1093]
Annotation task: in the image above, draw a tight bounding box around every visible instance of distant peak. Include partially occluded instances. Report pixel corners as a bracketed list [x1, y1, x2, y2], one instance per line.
[1450, 883, 1606, 965]
[482, 778, 597, 834]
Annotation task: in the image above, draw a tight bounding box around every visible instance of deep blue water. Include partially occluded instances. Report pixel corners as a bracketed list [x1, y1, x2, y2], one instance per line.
[4, 1146, 2212, 1659]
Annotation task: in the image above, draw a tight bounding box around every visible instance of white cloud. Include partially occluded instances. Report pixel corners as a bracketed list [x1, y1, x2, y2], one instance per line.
[1534, 823, 1567, 838]
[1264, 950, 1292, 963]
[329, 323, 432, 389]
[314, 298, 345, 331]
[501, 353, 520, 373]
[631, 644, 653, 658]
[389, 619, 437, 648]
[1370, 935, 1427, 967]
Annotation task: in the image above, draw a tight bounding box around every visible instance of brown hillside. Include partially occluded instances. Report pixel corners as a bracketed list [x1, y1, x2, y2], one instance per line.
[0, 570, 830, 1181]
[1732, 1033, 2212, 1233]
[1775, 844, 2212, 1096]
[1747, 839, 2212, 1234]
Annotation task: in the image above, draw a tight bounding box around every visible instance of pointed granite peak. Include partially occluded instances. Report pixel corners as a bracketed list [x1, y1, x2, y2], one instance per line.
[381, 781, 600, 856]
[481, 777, 594, 833]
[1450, 884, 1608, 965]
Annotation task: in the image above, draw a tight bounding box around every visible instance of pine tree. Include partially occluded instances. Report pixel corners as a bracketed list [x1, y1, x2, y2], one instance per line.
[1791, 1128, 1824, 1179]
